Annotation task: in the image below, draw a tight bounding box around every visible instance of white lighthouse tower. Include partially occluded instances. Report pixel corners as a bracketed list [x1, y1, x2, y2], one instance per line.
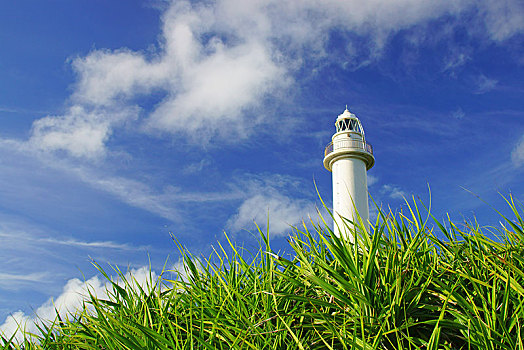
[323, 107, 375, 240]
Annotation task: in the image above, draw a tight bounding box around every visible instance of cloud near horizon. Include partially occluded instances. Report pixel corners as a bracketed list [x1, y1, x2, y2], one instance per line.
[227, 174, 318, 236]
[24, 0, 523, 160]
[227, 193, 317, 235]
[0, 267, 158, 343]
[381, 184, 407, 200]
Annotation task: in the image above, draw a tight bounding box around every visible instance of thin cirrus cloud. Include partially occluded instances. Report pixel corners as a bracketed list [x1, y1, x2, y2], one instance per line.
[451, 107, 466, 120]
[442, 52, 470, 76]
[69, 167, 246, 222]
[0, 138, 244, 224]
[511, 135, 524, 167]
[0, 223, 152, 294]
[0, 230, 146, 252]
[0, 272, 50, 290]
[22, 0, 523, 160]
[474, 74, 498, 94]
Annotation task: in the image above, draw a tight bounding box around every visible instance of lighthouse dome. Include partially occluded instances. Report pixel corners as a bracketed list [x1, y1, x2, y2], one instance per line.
[335, 107, 364, 134]
[324, 106, 374, 171]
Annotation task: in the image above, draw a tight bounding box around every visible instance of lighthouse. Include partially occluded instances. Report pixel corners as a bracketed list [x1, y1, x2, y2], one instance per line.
[323, 107, 374, 240]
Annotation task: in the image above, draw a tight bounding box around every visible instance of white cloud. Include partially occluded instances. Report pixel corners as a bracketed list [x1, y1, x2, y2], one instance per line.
[146, 41, 285, 139]
[215, 0, 463, 48]
[29, 105, 136, 159]
[227, 193, 316, 235]
[227, 174, 317, 236]
[28, 0, 288, 158]
[480, 0, 524, 41]
[0, 267, 158, 343]
[511, 135, 524, 167]
[367, 174, 378, 186]
[24, 0, 523, 160]
[381, 184, 407, 199]
[71, 50, 169, 106]
[170, 259, 199, 285]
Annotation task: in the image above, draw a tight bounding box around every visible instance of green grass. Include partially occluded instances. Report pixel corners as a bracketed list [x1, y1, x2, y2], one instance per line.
[2, 195, 524, 349]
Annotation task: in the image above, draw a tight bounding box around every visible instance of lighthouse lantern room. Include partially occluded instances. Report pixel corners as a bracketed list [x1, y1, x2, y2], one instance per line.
[323, 107, 375, 241]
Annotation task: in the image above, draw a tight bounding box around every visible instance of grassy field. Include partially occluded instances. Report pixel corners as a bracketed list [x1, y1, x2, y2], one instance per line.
[2, 195, 524, 349]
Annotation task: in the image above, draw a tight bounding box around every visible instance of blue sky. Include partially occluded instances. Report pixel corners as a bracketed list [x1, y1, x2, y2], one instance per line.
[0, 0, 523, 337]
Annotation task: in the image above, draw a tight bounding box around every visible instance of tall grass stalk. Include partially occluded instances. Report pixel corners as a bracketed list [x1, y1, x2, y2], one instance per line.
[2, 195, 524, 349]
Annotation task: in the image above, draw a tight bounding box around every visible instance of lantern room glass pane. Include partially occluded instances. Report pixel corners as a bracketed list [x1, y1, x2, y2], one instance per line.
[336, 118, 364, 133]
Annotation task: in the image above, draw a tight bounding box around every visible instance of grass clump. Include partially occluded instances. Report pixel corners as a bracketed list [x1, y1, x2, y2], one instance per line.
[2, 195, 524, 349]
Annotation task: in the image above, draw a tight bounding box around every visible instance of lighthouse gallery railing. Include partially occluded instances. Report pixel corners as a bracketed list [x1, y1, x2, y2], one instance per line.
[324, 140, 373, 157]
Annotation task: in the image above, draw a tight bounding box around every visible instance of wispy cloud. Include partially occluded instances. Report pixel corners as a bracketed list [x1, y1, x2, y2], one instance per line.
[511, 135, 524, 167]
[71, 170, 244, 221]
[474, 74, 498, 94]
[367, 104, 465, 138]
[443, 52, 470, 76]
[0, 106, 49, 115]
[451, 107, 465, 120]
[182, 158, 212, 174]
[0, 273, 50, 290]
[0, 231, 146, 251]
[37, 237, 145, 251]
[0, 137, 244, 222]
